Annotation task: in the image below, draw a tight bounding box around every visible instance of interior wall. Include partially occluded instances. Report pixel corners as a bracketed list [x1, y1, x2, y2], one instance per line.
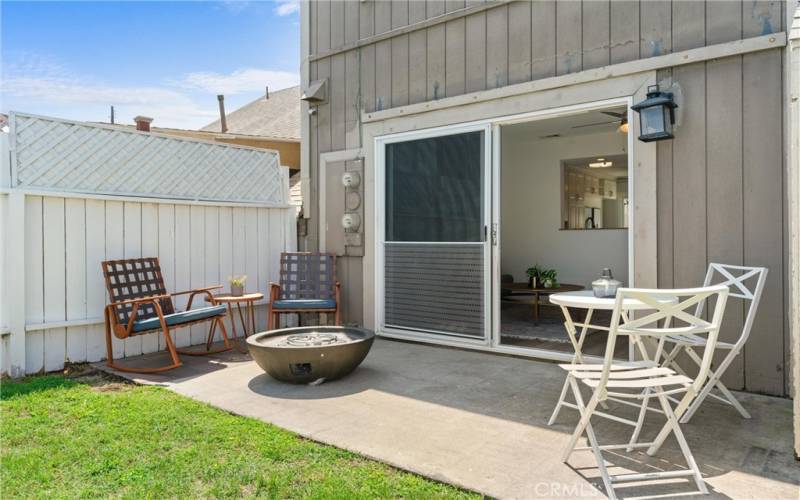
[501, 128, 628, 288]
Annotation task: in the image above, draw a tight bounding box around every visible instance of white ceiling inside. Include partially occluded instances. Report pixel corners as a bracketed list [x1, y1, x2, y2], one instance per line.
[502, 105, 628, 139]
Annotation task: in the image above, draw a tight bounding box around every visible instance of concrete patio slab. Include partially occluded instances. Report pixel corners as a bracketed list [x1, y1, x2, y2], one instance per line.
[98, 339, 798, 499]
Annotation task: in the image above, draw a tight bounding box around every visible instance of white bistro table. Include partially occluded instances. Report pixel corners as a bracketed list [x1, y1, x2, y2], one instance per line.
[547, 290, 678, 425]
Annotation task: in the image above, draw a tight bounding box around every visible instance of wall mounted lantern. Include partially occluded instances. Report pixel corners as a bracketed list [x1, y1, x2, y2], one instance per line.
[631, 84, 678, 142]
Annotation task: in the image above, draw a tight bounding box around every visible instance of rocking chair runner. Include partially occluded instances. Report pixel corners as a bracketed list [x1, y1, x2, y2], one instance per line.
[102, 257, 232, 373]
[268, 252, 341, 330]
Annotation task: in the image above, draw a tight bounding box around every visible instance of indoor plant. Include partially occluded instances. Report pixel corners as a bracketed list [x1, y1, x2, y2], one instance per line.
[540, 269, 559, 288]
[228, 275, 247, 297]
[526, 264, 542, 288]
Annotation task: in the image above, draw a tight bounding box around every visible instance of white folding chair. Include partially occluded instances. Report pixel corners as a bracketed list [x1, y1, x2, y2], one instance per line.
[658, 263, 767, 424]
[558, 286, 729, 500]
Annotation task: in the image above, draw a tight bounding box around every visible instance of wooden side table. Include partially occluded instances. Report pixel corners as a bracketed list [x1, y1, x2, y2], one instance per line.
[206, 292, 264, 350]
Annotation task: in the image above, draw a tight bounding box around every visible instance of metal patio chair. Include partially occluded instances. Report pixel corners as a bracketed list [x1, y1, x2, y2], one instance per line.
[657, 263, 767, 423]
[102, 257, 231, 373]
[557, 285, 729, 500]
[268, 252, 341, 330]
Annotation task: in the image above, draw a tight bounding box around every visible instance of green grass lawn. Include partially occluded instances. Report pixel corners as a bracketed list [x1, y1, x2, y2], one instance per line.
[1, 372, 478, 499]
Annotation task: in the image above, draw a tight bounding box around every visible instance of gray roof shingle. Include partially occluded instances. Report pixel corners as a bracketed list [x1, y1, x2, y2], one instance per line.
[201, 86, 300, 141]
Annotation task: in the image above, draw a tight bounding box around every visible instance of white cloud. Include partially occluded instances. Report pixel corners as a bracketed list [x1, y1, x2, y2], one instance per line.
[274, 0, 300, 16]
[177, 68, 299, 95]
[2, 76, 217, 128]
[1, 59, 217, 128]
[1, 54, 299, 129]
[220, 1, 251, 15]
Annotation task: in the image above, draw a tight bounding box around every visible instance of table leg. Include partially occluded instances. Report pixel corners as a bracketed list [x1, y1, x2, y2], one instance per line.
[226, 303, 238, 339]
[248, 301, 256, 336]
[236, 302, 247, 335]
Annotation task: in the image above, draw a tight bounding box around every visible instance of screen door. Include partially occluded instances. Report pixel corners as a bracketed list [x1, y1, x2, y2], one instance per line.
[380, 125, 491, 341]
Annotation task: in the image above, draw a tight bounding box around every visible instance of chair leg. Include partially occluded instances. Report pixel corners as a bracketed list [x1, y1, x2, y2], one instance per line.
[104, 314, 115, 368]
[681, 347, 750, 422]
[561, 377, 615, 499]
[627, 387, 651, 451]
[216, 316, 232, 348]
[548, 374, 571, 425]
[584, 419, 616, 500]
[268, 307, 275, 330]
[162, 326, 181, 367]
[335, 305, 341, 326]
[205, 319, 218, 351]
[656, 392, 707, 494]
[647, 389, 695, 456]
[561, 376, 600, 462]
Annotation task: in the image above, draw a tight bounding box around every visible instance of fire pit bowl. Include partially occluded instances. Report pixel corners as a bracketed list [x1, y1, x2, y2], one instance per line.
[246, 326, 375, 384]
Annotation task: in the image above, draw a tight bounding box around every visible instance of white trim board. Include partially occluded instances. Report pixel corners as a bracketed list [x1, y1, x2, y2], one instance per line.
[372, 99, 638, 357]
[361, 71, 658, 358]
[373, 122, 494, 346]
[0, 188, 292, 209]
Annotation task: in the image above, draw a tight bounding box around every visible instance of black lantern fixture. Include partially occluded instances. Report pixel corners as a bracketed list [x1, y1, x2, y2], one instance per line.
[631, 84, 678, 142]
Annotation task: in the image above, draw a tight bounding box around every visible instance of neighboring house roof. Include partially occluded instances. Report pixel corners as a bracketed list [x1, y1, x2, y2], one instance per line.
[201, 86, 300, 141]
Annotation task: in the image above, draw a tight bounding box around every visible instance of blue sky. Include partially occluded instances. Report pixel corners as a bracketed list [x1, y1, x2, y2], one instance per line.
[1, 1, 300, 129]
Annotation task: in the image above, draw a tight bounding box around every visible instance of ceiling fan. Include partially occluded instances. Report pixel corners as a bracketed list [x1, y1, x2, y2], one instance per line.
[571, 110, 629, 133]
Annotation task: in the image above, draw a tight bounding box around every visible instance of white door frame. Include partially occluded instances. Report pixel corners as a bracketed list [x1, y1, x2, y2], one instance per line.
[488, 97, 635, 363]
[368, 73, 656, 363]
[374, 122, 493, 347]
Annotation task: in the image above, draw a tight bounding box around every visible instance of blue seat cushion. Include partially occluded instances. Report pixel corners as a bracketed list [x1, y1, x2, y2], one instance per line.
[272, 299, 337, 310]
[131, 305, 226, 333]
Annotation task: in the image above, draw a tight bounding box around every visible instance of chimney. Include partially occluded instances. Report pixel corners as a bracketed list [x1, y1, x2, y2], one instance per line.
[217, 94, 228, 133]
[265, 86, 269, 99]
[134, 115, 153, 132]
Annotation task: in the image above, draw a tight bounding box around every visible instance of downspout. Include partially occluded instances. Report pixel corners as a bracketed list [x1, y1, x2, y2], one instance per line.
[300, 0, 311, 252]
[786, 0, 800, 461]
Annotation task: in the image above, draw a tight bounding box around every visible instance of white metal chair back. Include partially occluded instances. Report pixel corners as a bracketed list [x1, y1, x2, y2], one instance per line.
[696, 263, 768, 350]
[652, 263, 768, 428]
[599, 286, 730, 398]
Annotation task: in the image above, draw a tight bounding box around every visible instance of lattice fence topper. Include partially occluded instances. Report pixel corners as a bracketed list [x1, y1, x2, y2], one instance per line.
[8, 112, 288, 205]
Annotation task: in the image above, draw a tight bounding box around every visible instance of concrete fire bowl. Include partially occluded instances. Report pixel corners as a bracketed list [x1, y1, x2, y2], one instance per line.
[246, 326, 375, 384]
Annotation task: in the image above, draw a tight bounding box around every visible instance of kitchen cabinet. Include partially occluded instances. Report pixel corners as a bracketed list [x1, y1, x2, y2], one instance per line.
[602, 179, 617, 199]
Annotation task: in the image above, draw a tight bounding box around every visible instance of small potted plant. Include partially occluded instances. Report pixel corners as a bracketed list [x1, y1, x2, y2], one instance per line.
[228, 275, 247, 297]
[526, 264, 542, 288]
[540, 269, 559, 289]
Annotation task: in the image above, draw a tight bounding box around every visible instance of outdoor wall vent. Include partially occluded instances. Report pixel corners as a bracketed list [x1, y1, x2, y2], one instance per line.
[301, 79, 328, 105]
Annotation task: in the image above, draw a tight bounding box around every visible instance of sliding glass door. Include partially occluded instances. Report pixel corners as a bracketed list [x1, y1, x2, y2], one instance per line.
[378, 125, 491, 342]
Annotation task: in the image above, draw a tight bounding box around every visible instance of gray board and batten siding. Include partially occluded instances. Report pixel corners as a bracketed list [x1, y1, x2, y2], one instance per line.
[306, 0, 790, 396]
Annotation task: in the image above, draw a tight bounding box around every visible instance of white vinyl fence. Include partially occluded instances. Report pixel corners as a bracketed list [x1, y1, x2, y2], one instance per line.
[1, 112, 296, 377]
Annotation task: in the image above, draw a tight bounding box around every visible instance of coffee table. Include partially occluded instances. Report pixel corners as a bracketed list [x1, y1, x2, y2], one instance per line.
[502, 282, 583, 324]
